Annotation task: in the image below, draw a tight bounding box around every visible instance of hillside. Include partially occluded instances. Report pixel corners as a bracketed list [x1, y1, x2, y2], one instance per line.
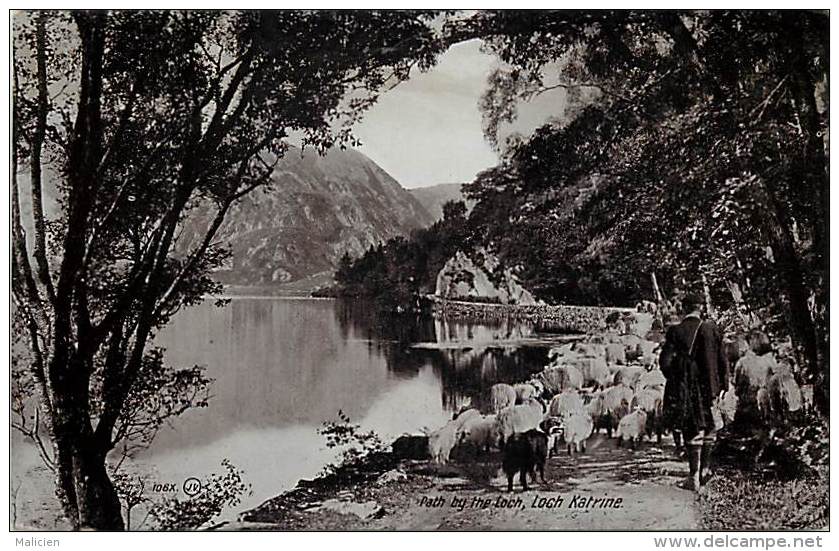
[409, 183, 467, 221]
[184, 146, 435, 288]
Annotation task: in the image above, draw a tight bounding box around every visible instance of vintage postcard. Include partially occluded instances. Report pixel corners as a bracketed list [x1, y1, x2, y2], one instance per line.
[8, 8, 829, 538]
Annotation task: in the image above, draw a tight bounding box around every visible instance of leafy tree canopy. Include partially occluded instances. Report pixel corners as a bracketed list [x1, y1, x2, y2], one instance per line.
[12, 9, 443, 530]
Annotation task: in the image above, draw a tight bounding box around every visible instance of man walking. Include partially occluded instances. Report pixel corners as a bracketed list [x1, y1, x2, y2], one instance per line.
[659, 293, 729, 491]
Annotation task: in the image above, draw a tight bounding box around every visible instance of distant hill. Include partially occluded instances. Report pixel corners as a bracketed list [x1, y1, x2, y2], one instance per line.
[182, 146, 435, 288]
[409, 183, 468, 222]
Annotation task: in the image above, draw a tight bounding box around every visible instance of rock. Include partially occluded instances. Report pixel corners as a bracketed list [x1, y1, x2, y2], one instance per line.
[377, 469, 407, 485]
[392, 434, 430, 459]
[435, 249, 536, 305]
[296, 501, 322, 511]
[312, 499, 383, 520]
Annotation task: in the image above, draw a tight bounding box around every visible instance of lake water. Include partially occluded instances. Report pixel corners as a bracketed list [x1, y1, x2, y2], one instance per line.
[129, 297, 568, 520]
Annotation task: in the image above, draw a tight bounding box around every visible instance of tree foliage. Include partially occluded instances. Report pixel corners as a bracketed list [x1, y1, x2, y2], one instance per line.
[318, 410, 386, 477]
[329, 199, 470, 307]
[334, 10, 828, 413]
[11, 9, 442, 530]
[466, 10, 826, 407]
[150, 459, 251, 531]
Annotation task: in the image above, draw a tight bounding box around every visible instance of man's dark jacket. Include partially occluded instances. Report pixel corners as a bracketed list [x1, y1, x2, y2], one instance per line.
[659, 315, 729, 435]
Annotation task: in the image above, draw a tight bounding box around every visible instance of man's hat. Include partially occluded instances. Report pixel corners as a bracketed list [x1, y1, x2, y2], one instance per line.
[681, 292, 703, 311]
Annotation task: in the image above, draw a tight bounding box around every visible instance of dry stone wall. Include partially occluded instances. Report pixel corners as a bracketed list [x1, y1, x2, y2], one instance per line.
[429, 296, 634, 334]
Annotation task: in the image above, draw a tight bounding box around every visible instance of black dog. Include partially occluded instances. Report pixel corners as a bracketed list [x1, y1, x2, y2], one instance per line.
[502, 429, 548, 491]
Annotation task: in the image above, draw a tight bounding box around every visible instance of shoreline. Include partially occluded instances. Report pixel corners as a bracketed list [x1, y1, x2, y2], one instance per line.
[205, 294, 335, 301]
[230, 302, 826, 531]
[429, 296, 636, 333]
[232, 307, 656, 530]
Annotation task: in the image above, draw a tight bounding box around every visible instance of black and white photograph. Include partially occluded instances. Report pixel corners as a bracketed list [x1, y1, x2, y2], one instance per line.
[7, 7, 831, 536]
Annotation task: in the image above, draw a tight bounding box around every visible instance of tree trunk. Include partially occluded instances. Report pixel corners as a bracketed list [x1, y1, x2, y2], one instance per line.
[31, 12, 56, 303]
[72, 447, 124, 530]
[758, 178, 823, 411]
[53, 440, 81, 530]
[42, 13, 125, 530]
[782, 23, 829, 414]
[701, 273, 715, 318]
[49, 334, 124, 530]
[53, 408, 124, 530]
[788, 67, 829, 415]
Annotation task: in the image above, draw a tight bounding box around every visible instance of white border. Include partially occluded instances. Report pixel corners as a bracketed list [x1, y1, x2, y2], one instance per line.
[1, 4, 835, 551]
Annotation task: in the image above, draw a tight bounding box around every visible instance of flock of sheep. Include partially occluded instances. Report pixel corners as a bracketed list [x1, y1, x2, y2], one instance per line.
[732, 342, 810, 427]
[423, 318, 811, 491]
[427, 329, 669, 468]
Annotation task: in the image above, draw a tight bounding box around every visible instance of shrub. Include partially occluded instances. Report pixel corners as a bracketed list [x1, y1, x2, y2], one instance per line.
[318, 410, 386, 476]
[150, 459, 251, 531]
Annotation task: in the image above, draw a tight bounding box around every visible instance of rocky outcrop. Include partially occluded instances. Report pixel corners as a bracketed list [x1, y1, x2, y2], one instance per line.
[435, 250, 536, 305]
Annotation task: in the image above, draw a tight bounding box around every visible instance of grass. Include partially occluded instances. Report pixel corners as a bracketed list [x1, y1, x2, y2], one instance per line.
[699, 465, 828, 530]
[699, 415, 829, 531]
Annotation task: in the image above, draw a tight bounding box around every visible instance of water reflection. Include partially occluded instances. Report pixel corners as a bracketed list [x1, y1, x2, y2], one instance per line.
[133, 298, 556, 519]
[333, 299, 551, 412]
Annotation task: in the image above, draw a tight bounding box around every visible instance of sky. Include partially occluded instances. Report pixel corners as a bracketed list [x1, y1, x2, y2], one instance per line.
[351, 39, 500, 189]
[351, 38, 568, 189]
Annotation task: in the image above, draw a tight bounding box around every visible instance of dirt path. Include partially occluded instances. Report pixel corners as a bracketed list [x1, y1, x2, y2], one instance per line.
[235, 433, 702, 531]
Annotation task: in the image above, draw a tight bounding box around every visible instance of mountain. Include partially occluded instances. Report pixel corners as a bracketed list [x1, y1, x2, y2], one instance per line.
[409, 183, 468, 222]
[190, 146, 435, 288]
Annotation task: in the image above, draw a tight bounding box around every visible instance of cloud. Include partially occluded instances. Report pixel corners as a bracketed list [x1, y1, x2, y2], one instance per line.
[352, 39, 500, 189]
[353, 39, 570, 189]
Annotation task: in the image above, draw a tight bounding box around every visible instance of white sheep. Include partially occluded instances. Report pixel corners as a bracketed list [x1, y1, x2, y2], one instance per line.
[636, 340, 659, 362]
[632, 386, 663, 413]
[605, 343, 626, 365]
[616, 409, 648, 449]
[458, 414, 499, 453]
[620, 333, 643, 353]
[586, 390, 606, 418]
[638, 369, 667, 392]
[602, 383, 634, 436]
[573, 356, 611, 388]
[495, 398, 545, 447]
[586, 390, 612, 435]
[613, 366, 644, 389]
[514, 383, 538, 404]
[603, 383, 634, 415]
[428, 419, 461, 464]
[548, 389, 585, 420]
[549, 343, 576, 361]
[575, 342, 605, 358]
[631, 387, 663, 442]
[452, 408, 481, 431]
[563, 411, 594, 455]
[490, 383, 517, 413]
[541, 365, 584, 394]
